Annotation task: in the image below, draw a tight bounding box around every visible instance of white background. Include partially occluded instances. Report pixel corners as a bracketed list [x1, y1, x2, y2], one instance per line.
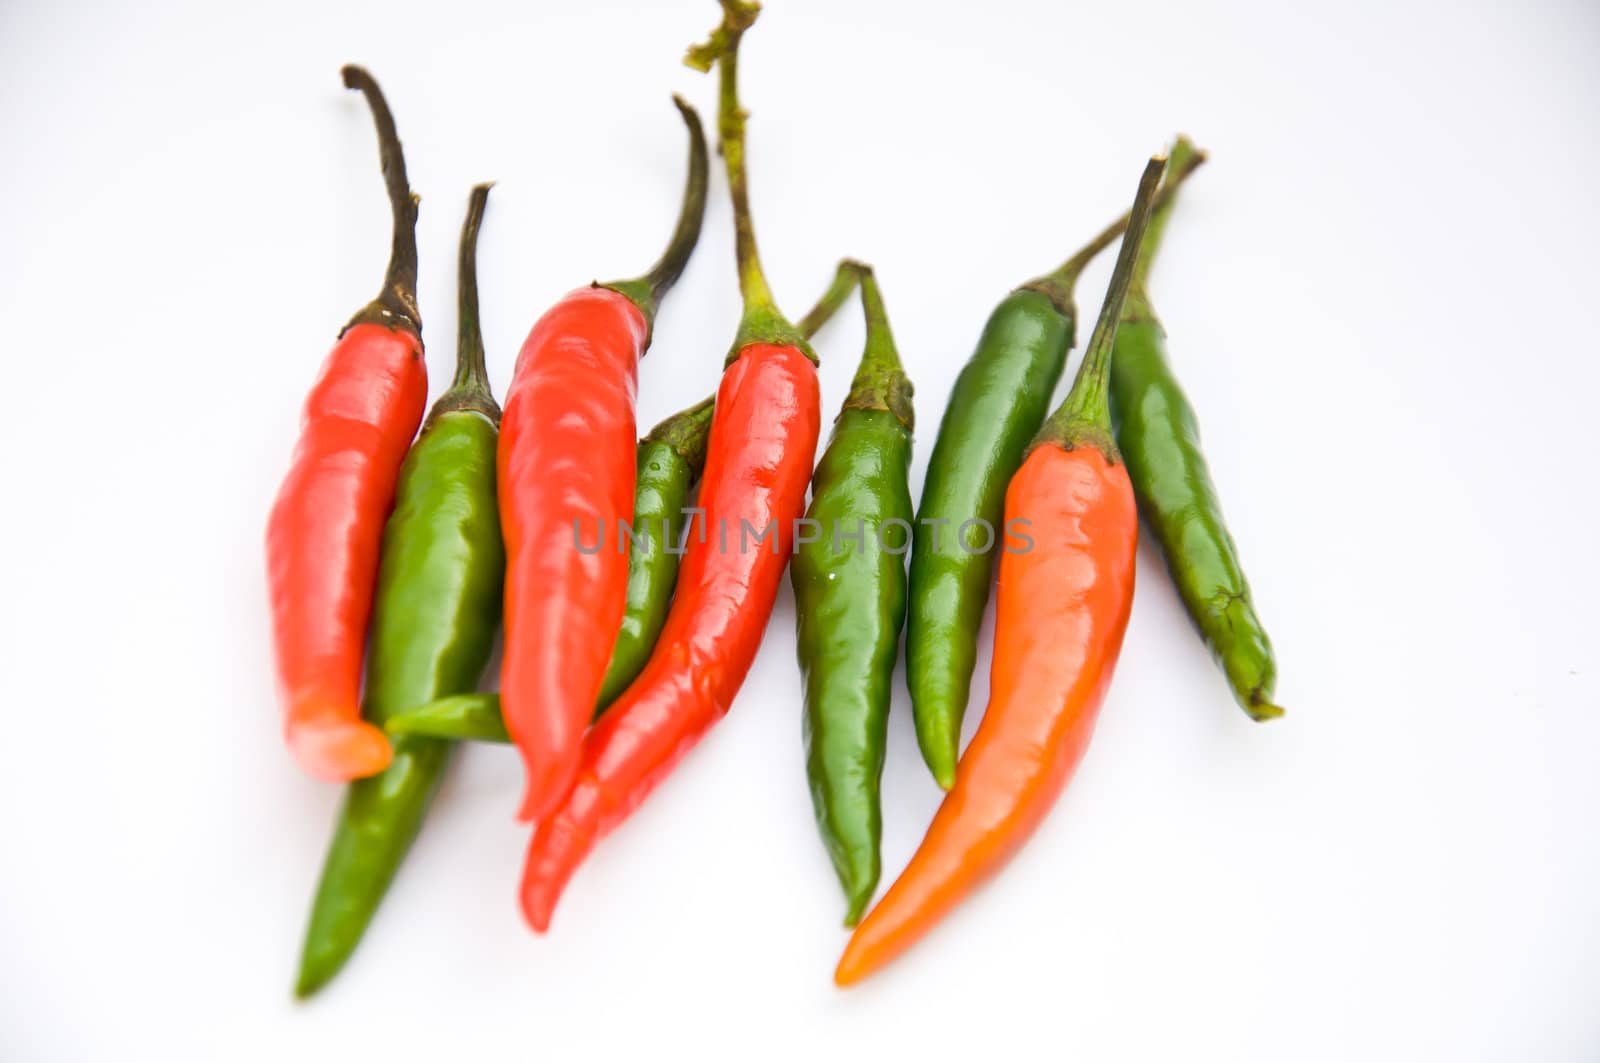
[2, 0, 1597, 1058]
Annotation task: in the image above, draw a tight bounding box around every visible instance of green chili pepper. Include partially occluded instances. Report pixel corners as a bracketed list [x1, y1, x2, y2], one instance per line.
[791, 263, 913, 926]
[295, 185, 505, 999]
[383, 260, 866, 745]
[1109, 137, 1283, 722]
[903, 162, 1206, 789]
[596, 396, 717, 707]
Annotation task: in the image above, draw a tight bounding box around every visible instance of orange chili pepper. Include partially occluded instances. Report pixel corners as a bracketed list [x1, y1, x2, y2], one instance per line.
[266, 67, 425, 782]
[835, 156, 1166, 986]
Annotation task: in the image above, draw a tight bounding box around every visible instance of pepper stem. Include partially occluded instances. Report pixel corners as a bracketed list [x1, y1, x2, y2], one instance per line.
[1130, 135, 1201, 299]
[650, 256, 863, 463]
[643, 394, 717, 474]
[1034, 155, 1167, 457]
[340, 65, 421, 334]
[427, 184, 501, 427]
[1020, 146, 1206, 316]
[842, 265, 914, 429]
[687, 0, 812, 362]
[795, 259, 865, 339]
[603, 96, 711, 327]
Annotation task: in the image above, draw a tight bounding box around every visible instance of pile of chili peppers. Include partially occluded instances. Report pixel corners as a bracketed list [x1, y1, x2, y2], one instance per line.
[269, 0, 1285, 997]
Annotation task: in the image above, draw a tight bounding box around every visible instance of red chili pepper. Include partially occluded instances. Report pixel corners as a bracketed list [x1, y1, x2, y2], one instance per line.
[499, 98, 709, 820]
[834, 157, 1166, 985]
[266, 66, 426, 782]
[518, 0, 819, 929]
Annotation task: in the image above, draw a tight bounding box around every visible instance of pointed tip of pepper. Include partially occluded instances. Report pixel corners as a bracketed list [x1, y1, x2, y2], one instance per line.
[288, 719, 392, 781]
[916, 728, 959, 791]
[520, 890, 555, 934]
[1247, 700, 1287, 722]
[293, 953, 340, 1001]
[833, 941, 870, 988]
[519, 861, 559, 933]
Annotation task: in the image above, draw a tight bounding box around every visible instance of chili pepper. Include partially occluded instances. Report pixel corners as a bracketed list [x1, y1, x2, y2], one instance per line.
[266, 66, 426, 781]
[297, 184, 505, 998]
[516, 0, 822, 932]
[382, 260, 864, 743]
[903, 155, 1205, 790]
[594, 397, 715, 707]
[836, 157, 1165, 987]
[1109, 138, 1283, 722]
[791, 263, 914, 927]
[499, 97, 709, 821]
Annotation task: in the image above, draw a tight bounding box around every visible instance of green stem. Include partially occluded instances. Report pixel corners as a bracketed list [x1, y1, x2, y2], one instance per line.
[653, 257, 864, 450]
[340, 65, 421, 335]
[427, 184, 502, 426]
[604, 96, 711, 326]
[1020, 146, 1206, 316]
[842, 265, 914, 429]
[1035, 155, 1167, 456]
[686, 0, 812, 362]
[795, 259, 865, 339]
[1130, 135, 1201, 298]
[643, 394, 717, 471]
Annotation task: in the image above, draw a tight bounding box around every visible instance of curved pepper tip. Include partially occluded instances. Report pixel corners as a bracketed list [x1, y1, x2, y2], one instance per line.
[833, 940, 871, 988]
[915, 725, 959, 791]
[519, 887, 556, 934]
[1247, 699, 1286, 722]
[293, 961, 332, 1001]
[515, 763, 577, 823]
[287, 719, 392, 781]
[519, 860, 560, 933]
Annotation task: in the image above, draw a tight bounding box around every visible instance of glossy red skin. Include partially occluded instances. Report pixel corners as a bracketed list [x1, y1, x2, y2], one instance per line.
[835, 444, 1137, 985]
[266, 321, 427, 781]
[519, 342, 821, 930]
[500, 286, 647, 820]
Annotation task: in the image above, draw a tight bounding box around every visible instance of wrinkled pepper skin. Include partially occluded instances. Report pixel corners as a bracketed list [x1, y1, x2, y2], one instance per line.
[794, 407, 913, 925]
[267, 66, 426, 783]
[1108, 137, 1282, 722]
[499, 287, 646, 820]
[904, 290, 1074, 788]
[269, 324, 427, 781]
[496, 99, 709, 823]
[1110, 313, 1279, 718]
[297, 409, 503, 997]
[518, 341, 821, 931]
